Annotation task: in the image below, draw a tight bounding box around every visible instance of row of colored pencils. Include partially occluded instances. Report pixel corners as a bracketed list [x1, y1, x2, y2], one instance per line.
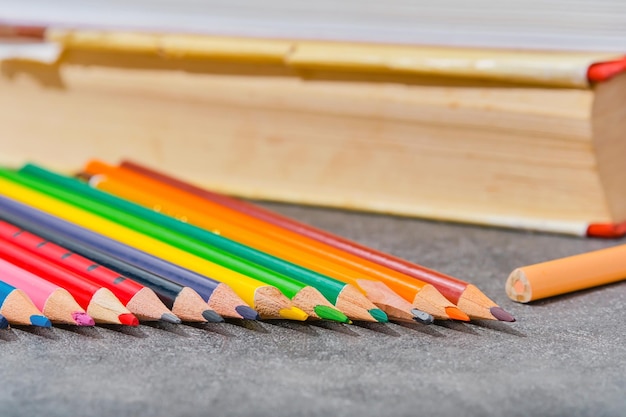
[0, 160, 515, 329]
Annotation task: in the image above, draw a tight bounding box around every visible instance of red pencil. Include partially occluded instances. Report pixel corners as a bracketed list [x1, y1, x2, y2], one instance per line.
[0, 237, 138, 326]
[0, 220, 180, 323]
[120, 160, 515, 322]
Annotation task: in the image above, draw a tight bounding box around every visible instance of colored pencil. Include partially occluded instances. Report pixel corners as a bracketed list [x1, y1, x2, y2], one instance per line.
[22, 167, 374, 323]
[0, 195, 254, 321]
[83, 161, 461, 320]
[0, 176, 307, 321]
[0, 280, 51, 327]
[27, 164, 431, 323]
[121, 160, 516, 322]
[0, 236, 138, 326]
[0, 221, 180, 324]
[0, 257, 95, 326]
[507, 244, 626, 303]
[0, 313, 8, 329]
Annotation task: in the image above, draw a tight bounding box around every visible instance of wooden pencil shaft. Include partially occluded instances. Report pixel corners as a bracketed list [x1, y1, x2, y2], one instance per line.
[0, 195, 211, 306]
[121, 159, 471, 303]
[507, 244, 626, 302]
[25, 164, 368, 305]
[14, 168, 310, 300]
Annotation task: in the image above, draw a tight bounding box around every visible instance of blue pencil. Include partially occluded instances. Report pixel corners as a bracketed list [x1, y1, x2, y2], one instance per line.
[0, 313, 9, 329]
[0, 280, 51, 327]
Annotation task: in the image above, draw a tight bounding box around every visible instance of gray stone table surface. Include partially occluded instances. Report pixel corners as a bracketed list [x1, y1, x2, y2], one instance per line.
[1, 202, 625, 417]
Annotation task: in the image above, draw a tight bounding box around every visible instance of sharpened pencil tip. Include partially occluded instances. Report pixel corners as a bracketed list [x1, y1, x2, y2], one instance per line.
[410, 309, 435, 325]
[279, 306, 309, 321]
[118, 313, 140, 326]
[490, 306, 516, 322]
[369, 308, 389, 323]
[313, 305, 351, 323]
[30, 315, 52, 328]
[201, 310, 224, 323]
[72, 312, 95, 327]
[0, 314, 9, 329]
[235, 305, 260, 320]
[445, 306, 471, 321]
[161, 313, 183, 324]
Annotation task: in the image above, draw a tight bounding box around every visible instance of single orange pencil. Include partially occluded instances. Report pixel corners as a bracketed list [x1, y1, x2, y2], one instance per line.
[85, 160, 468, 321]
[507, 244, 626, 303]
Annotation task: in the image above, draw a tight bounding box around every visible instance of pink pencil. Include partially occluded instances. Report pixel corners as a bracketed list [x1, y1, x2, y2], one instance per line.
[0, 257, 94, 326]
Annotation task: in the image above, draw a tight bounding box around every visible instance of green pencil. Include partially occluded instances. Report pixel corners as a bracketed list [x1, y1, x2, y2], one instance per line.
[3, 167, 376, 323]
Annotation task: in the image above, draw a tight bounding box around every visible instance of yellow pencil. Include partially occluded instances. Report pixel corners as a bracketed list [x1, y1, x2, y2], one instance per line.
[0, 178, 308, 321]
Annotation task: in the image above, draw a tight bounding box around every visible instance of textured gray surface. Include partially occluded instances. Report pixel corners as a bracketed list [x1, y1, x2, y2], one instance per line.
[1, 202, 625, 417]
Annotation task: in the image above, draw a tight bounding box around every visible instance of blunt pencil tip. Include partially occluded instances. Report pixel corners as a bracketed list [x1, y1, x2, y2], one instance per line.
[445, 306, 471, 322]
[368, 308, 389, 323]
[410, 309, 435, 325]
[313, 305, 351, 323]
[30, 315, 52, 328]
[279, 306, 309, 321]
[201, 310, 225, 323]
[118, 313, 140, 326]
[490, 306, 516, 322]
[161, 313, 182, 324]
[235, 305, 260, 320]
[72, 312, 96, 327]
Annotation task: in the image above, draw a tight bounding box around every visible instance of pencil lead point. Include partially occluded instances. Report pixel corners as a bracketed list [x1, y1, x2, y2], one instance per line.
[445, 306, 471, 321]
[490, 306, 516, 322]
[279, 306, 309, 321]
[235, 305, 260, 320]
[410, 309, 435, 325]
[72, 312, 95, 326]
[30, 315, 52, 328]
[313, 305, 351, 323]
[201, 310, 224, 323]
[368, 308, 389, 323]
[161, 313, 182, 324]
[118, 313, 139, 326]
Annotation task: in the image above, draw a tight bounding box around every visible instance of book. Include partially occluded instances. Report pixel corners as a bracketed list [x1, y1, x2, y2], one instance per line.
[1, 28, 625, 237]
[2, 0, 626, 52]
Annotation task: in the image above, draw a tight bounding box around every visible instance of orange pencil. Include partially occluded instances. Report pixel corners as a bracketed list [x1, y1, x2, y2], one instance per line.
[507, 244, 626, 303]
[85, 160, 469, 321]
